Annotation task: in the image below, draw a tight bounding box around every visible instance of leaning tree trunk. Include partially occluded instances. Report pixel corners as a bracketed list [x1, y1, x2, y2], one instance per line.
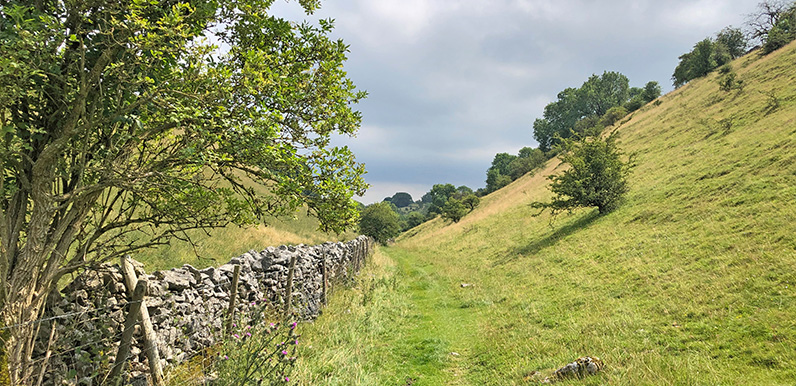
[1, 147, 98, 384]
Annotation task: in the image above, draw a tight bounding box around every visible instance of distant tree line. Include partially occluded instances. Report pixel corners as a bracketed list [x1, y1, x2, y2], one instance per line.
[359, 185, 482, 243]
[533, 72, 661, 152]
[672, 1, 796, 88]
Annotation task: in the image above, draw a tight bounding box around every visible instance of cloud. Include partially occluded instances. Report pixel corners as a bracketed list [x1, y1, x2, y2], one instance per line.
[272, 0, 752, 204]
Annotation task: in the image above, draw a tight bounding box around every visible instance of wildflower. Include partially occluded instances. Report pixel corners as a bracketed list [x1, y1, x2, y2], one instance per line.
[233, 334, 240, 339]
[270, 322, 276, 328]
[250, 301, 256, 306]
[285, 376, 289, 382]
[282, 350, 288, 355]
[294, 339, 299, 345]
[223, 355, 229, 360]
[290, 322, 297, 330]
[245, 332, 252, 337]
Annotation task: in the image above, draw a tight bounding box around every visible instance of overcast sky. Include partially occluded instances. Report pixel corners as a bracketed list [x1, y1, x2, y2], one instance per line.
[271, 0, 754, 204]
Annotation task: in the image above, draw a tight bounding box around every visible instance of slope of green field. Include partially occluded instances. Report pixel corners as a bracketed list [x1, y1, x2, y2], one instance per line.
[135, 207, 356, 272]
[291, 40, 796, 385]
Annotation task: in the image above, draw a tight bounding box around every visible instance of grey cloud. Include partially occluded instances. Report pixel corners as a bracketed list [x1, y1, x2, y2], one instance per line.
[273, 0, 753, 203]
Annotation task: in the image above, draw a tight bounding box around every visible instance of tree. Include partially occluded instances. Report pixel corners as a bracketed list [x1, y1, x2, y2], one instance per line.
[762, 4, 796, 53]
[0, 0, 367, 382]
[425, 183, 456, 215]
[485, 153, 517, 192]
[672, 38, 720, 87]
[441, 198, 468, 223]
[509, 147, 546, 179]
[403, 211, 426, 230]
[359, 203, 401, 244]
[532, 134, 633, 215]
[746, 1, 795, 43]
[455, 185, 474, 197]
[388, 192, 413, 208]
[461, 194, 481, 211]
[642, 81, 662, 103]
[580, 71, 630, 117]
[716, 27, 748, 59]
[533, 72, 629, 151]
[600, 106, 628, 127]
[485, 168, 512, 193]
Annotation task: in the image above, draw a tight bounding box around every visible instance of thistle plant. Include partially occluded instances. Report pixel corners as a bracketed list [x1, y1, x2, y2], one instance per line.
[214, 301, 300, 386]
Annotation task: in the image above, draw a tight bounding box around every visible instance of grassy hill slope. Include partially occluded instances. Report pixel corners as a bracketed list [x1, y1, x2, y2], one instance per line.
[291, 40, 796, 385]
[135, 207, 355, 271]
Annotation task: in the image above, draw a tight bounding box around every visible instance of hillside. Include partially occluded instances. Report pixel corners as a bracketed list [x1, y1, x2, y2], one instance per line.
[291, 41, 796, 385]
[135, 207, 356, 272]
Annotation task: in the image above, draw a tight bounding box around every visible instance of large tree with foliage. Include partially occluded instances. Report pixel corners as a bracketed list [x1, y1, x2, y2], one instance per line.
[424, 183, 456, 215]
[0, 0, 367, 382]
[533, 71, 630, 152]
[386, 192, 413, 208]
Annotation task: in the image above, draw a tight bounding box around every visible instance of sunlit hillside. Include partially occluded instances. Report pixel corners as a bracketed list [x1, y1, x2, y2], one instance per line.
[291, 40, 796, 385]
[135, 207, 356, 272]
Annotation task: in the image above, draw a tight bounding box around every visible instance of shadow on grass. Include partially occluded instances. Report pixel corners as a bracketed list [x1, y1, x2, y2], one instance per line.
[493, 209, 601, 266]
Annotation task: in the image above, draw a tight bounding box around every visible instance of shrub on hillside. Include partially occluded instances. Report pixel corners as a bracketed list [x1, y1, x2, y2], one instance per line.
[532, 133, 634, 215]
[462, 194, 481, 211]
[441, 198, 468, 223]
[600, 106, 629, 127]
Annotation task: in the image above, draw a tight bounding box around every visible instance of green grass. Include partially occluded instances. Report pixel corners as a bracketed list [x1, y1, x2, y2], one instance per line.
[291, 41, 796, 385]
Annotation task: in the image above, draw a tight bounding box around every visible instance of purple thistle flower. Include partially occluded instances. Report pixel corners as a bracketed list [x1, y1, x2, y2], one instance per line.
[282, 350, 288, 355]
[223, 355, 228, 360]
[233, 334, 240, 339]
[290, 322, 297, 330]
[285, 376, 289, 382]
[245, 332, 252, 337]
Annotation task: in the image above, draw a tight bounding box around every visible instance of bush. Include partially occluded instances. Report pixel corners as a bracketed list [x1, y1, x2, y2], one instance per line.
[461, 194, 481, 211]
[600, 106, 629, 127]
[623, 97, 644, 112]
[403, 211, 426, 230]
[441, 198, 468, 223]
[718, 71, 744, 92]
[532, 133, 634, 215]
[359, 202, 402, 244]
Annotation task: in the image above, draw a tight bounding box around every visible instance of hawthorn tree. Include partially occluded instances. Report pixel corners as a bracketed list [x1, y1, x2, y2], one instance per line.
[532, 133, 633, 215]
[0, 0, 367, 383]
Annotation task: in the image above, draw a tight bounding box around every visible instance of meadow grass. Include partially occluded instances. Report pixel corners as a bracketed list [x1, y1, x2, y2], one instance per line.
[291, 41, 796, 385]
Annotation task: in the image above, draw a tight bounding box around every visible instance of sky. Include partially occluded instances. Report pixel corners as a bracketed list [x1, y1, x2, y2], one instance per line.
[270, 0, 755, 204]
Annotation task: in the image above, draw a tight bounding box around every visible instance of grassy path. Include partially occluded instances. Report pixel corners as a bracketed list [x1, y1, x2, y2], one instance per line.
[292, 246, 508, 385]
[388, 247, 482, 385]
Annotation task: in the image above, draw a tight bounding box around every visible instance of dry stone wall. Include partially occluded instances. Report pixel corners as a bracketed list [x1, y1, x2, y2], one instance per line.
[35, 235, 372, 385]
